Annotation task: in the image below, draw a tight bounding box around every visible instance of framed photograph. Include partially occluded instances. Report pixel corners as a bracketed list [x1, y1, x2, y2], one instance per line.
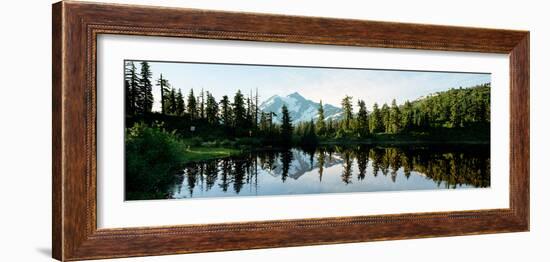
[52, 1, 529, 261]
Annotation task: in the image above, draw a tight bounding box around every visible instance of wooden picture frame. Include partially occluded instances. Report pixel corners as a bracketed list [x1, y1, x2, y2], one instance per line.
[52, 1, 529, 261]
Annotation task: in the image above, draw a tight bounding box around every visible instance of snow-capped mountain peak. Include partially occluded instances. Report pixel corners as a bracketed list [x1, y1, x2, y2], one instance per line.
[259, 92, 342, 123]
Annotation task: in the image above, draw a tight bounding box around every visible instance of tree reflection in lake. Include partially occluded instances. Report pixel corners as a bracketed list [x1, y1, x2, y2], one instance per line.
[169, 145, 490, 199]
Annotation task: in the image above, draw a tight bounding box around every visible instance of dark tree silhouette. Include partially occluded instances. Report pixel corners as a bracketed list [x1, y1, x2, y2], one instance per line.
[124, 61, 139, 115]
[220, 95, 232, 128]
[369, 103, 382, 133]
[175, 89, 185, 116]
[187, 89, 197, 120]
[233, 90, 247, 133]
[341, 95, 354, 131]
[280, 105, 293, 145]
[356, 100, 369, 137]
[205, 92, 219, 124]
[280, 150, 293, 182]
[138, 61, 154, 113]
[156, 74, 170, 114]
[316, 100, 326, 136]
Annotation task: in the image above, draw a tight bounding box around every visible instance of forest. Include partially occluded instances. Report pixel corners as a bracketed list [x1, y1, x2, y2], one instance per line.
[126, 61, 490, 146]
[124, 61, 491, 199]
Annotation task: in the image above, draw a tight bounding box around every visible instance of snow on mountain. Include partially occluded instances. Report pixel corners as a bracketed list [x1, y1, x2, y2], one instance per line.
[259, 92, 342, 123]
[266, 149, 344, 180]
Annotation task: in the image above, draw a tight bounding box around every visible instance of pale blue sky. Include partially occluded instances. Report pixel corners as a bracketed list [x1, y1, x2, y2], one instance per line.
[128, 60, 490, 111]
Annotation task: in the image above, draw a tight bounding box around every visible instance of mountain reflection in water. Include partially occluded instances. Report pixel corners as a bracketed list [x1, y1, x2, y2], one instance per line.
[169, 145, 490, 199]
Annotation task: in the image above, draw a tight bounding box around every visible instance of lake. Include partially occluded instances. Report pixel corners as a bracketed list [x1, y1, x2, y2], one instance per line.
[168, 145, 490, 199]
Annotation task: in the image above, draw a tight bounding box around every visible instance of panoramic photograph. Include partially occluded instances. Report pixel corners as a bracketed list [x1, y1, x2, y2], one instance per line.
[124, 60, 491, 200]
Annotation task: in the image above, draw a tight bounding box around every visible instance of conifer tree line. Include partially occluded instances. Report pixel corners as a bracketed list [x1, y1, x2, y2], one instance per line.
[295, 83, 490, 140]
[125, 61, 281, 139]
[126, 61, 490, 144]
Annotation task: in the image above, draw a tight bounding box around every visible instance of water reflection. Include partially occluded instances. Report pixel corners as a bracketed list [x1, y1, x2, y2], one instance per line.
[170, 145, 490, 199]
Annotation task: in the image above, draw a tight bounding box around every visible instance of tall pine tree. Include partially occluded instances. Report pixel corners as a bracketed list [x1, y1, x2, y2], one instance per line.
[199, 89, 205, 120]
[139, 61, 154, 113]
[401, 100, 413, 131]
[389, 99, 401, 133]
[233, 90, 247, 130]
[341, 96, 354, 131]
[281, 105, 293, 145]
[175, 89, 185, 116]
[187, 89, 197, 120]
[356, 100, 369, 137]
[220, 95, 232, 128]
[316, 100, 326, 136]
[124, 61, 139, 115]
[381, 103, 390, 133]
[156, 74, 170, 115]
[205, 92, 219, 124]
[168, 88, 177, 114]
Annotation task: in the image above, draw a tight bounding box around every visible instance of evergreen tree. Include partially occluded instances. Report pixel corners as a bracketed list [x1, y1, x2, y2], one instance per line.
[220, 95, 232, 127]
[369, 103, 382, 134]
[168, 88, 177, 114]
[316, 101, 326, 136]
[450, 91, 464, 127]
[280, 105, 293, 145]
[124, 61, 139, 115]
[401, 100, 413, 131]
[381, 103, 390, 133]
[389, 99, 401, 133]
[187, 89, 197, 120]
[205, 92, 219, 124]
[164, 89, 172, 114]
[341, 95, 354, 131]
[156, 74, 170, 115]
[356, 100, 369, 137]
[175, 89, 185, 116]
[138, 61, 154, 113]
[233, 90, 247, 131]
[199, 89, 205, 120]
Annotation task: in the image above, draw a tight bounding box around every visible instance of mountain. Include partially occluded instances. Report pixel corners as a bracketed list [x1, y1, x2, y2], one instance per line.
[266, 149, 344, 180]
[259, 92, 342, 123]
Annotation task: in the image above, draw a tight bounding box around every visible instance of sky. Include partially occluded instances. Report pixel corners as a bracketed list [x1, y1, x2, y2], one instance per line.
[128, 60, 491, 111]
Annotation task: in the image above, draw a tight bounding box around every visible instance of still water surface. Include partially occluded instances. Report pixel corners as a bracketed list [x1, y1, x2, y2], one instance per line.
[169, 145, 490, 199]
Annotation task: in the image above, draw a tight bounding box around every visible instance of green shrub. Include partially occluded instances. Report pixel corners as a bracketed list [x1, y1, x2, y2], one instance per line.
[125, 122, 184, 200]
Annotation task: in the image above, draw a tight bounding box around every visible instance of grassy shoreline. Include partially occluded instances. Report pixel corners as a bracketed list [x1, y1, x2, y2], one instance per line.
[181, 146, 242, 164]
